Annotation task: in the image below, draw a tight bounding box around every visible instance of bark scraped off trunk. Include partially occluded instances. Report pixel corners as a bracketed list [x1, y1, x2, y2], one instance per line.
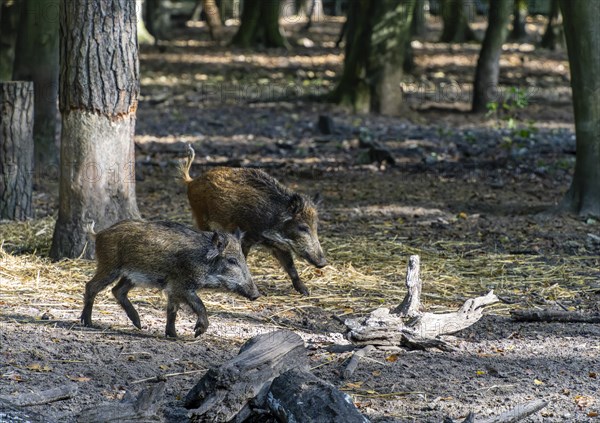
[50, 0, 140, 260]
[267, 368, 370, 423]
[0, 82, 34, 220]
[184, 330, 308, 421]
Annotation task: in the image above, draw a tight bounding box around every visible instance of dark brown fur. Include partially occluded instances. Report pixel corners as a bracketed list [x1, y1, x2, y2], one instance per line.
[181, 146, 326, 295]
[80, 220, 260, 338]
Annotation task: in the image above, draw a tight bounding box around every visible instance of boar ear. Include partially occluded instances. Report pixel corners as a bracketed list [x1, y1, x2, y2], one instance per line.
[312, 192, 323, 207]
[288, 194, 304, 216]
[207, 231, 226, 260]
[234, 228, 245, 241]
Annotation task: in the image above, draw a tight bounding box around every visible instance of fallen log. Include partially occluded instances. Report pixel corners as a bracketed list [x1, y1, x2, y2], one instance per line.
[0, 398, 54, 423]
[77, 382, 165, 423]
[267, 368, 369, 423]
[511, 309, 600, 323]
[184, 330, 308, 422]
[445, 399, 548, 423]
[0, 384, 77, 407]
[345, 255, 499, 349]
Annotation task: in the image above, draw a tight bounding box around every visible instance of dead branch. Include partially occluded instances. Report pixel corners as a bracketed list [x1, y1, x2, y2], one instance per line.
[343, 345, 375, 379]
[392, 255, 422, 317]
[0, 384, 78, 407]
[479, 398, 548, 423]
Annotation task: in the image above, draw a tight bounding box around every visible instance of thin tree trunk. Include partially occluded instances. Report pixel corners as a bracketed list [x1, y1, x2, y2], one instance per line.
[509, 0, 527, 41]
[440, 0, 475, 43]
[411, 0, 426, 37]
[0, 82, 34, 220]
[540, 0, 563, 50]
[557, 0, 600, 216]
[202, 0, 223, 40]
[472, 0, 512, 113]
[231, 0, 288, 48]
[50, 0, 140, 260]
[332, 0, 415, 114]
[0, 0, 22, 81]
[12, 0, 60, 168]
[137, 0, 155, 45]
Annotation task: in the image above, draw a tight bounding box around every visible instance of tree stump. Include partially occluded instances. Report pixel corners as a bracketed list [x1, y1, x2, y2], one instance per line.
[0, 81, 34, 220]
[184, 330, 308, 422]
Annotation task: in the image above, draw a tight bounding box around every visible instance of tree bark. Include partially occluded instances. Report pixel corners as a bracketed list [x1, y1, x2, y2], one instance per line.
[558, 0, 600, 217]
[202, 0, 223, 40]
[411, 0, 426, 37]
[50, 0, 140, 260]
[231, 0, 288, 48]
[509, 0, 527, 41]
[471, 0, 512, 113]
[0, 81, 34, 220]
[440, 0, 475, 43]
[331, 0, 415, 114]
[12, 0, 60, 168]
[0, 0, 22, 81]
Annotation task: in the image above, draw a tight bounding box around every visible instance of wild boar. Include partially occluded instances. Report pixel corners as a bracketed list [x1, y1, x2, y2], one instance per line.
[180, 145, 326, 296]
[80, 220, 260, 338]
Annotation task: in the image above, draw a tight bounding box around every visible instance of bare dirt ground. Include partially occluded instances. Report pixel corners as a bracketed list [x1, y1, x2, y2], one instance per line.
[1, 16, 599, 423]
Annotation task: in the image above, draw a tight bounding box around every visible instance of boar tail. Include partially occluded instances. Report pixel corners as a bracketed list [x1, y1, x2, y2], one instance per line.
[84, 221, 97, 238]
[179, 144, 196, 184]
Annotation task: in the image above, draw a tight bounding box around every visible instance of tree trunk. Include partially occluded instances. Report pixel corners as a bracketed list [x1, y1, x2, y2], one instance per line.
[411, 0, 426, 37]
[0, 0, 22, 81]
[509, 0, 527, 41]
[331, 0, 415, 114]
[471, 0, 512, 113]
[540, 0, 563, 50]
[202, 0, 223, 40]
[0, 82, 34, 220]
[557, 0, 600, 216]
[231, 0, 288, 48]
[50, 0, 140, 260]
[12, 0, 60, 168]
[440, 0, 476, 42]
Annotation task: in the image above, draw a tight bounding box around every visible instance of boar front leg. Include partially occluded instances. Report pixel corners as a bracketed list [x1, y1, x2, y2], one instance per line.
[165, 296, 180, 338]
[183, 290, 209, 337]
[271, 248, 310, 296]
[112, 277, 141, 330]
[81, 269, 121, 327]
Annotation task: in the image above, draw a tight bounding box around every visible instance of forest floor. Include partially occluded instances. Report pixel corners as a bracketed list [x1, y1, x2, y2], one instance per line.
[1, 16, 600, 423]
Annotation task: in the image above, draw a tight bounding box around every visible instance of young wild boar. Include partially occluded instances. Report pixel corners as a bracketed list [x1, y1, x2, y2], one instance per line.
[180, 145, 326, 296]
[80, 220, 260, 338]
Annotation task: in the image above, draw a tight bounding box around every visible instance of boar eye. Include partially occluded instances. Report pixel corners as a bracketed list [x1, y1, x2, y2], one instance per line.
[298, 224, 310, 233]
[227, 257, 239, 266]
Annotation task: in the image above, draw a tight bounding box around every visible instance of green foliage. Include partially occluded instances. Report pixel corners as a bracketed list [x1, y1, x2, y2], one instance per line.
[486, 87, 537, 145]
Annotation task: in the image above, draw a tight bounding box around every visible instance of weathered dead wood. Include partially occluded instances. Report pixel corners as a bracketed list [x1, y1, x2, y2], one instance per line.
[0, 398, 54, 423]
[267, 368, 369, 423]
[392, 255, 422, 317]
[77, 382, 165, 423]
[0, 384, 77, 407]
[343, 345, 375, 379]
[345, 255, 498, 349]
[511, 309, 600, 323]
[445, 399, 548, 423]
[184, 330, 308, 422]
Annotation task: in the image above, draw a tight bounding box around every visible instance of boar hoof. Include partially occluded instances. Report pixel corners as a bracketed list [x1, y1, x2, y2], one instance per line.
[194, 321, 209, 337]
[165, 329, 178, 339]
[293, 283, 310, 296]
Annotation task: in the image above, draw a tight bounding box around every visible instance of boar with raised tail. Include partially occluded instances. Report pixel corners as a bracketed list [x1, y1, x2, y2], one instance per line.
[80, 220, 260, 338]
[180, 145, 326, 296]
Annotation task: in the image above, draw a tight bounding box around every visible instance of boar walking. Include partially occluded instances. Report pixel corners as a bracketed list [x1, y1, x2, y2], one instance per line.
[180, 145, 326, 296]
[80, 220, 260, 338]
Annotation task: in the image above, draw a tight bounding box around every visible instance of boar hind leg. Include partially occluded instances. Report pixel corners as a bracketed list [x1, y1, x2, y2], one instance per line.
[81, 270, 121, 327]
[183, 291, 209, 337]
[112, 277, 141, 330]
[165, 296, 180, 338]
[271, 248, 310, 296]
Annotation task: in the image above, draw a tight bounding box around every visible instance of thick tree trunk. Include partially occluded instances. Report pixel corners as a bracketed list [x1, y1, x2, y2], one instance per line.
[440, 0, 475, 43]
[509, 0, 527, 41]
[0, 82, 34, 220]
[557, 0, 600, 216]
[540, 0, 563, 50]
[202, 0, 223, 40]
[411, 0, 426, 37]
[0, 0, 22, 81]
[331, 0, 415, 114]
[12, 0, 60, 168]
[231, 0, 288, 48]
[471, 0, 512, 113]
[50, 0, 140, 260]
